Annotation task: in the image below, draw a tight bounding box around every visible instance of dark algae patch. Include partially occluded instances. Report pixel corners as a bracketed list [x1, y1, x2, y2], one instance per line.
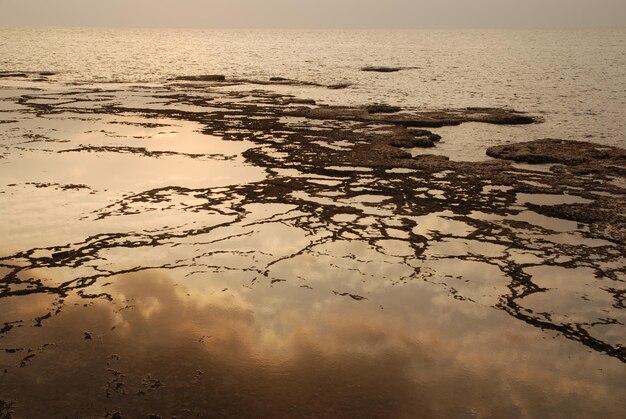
[0, 76, 624, 418]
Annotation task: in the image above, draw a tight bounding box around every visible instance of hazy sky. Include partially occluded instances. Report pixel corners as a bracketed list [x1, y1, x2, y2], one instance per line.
[0, 0, 625, 29]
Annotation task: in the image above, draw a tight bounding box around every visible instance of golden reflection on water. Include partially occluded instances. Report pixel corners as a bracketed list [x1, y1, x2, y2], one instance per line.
[1, 270, 623, 418]
[0, 81, 625, 418]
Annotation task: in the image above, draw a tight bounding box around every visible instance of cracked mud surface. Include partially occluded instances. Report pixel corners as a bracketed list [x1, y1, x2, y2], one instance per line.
[0, 77, 624, 418]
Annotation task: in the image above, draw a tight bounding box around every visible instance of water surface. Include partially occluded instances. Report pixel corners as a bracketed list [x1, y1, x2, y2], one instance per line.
[0, 29, 625, 418]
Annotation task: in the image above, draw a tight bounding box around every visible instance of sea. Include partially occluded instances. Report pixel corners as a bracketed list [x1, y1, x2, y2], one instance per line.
[1, 27, 625, 148]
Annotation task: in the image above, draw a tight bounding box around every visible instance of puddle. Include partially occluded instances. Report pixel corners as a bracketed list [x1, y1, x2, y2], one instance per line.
[412, 211, 476, 238]
[342, 194, 389, 204]
[512, 210, 579, 232]
[332, 213, 359, 223]
[516, 193, 594, 206]
[386, 168, 417, 174]
[521, 266, 623, 325]
[482, 184, 513, 194]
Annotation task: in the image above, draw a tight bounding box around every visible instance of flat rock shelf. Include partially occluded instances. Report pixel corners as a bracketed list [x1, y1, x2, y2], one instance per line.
[0, 76, 624, 419]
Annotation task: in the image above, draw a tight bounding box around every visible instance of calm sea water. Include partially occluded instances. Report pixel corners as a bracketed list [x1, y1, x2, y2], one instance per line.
[1, 28, 626, 417]
[1, 27, 625, 146]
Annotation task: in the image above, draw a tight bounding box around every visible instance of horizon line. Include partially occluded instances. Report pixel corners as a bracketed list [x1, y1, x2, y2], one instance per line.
[1, 24, 625, 31]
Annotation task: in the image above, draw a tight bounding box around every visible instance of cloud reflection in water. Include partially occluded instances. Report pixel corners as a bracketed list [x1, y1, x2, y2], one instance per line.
[1, 270, 623, 418]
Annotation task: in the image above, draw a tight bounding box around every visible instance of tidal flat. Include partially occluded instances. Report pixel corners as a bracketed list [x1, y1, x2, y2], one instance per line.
[0, 73, 624, 418]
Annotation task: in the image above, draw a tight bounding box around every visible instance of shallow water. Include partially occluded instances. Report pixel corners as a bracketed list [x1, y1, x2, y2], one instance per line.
[0, 30, 625, 418]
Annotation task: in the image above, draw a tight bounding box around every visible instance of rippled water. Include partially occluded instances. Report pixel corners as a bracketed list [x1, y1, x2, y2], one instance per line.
[1, 28, 625, 143]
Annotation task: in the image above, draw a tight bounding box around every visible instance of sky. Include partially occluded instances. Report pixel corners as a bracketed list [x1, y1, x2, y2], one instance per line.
[0, 0, 625, 29]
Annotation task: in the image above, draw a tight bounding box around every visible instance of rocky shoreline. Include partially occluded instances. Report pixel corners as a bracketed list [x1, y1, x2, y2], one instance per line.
[0, 75, 624, 418]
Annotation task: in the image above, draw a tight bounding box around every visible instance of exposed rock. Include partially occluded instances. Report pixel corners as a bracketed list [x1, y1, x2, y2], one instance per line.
[173, 74, 226, 82]
[0, 72, 27, 78]
[0, 71, 56, 78]
[391, 150, 413, 159]
[333, 291, 368, 301]
[285, 98, 316, 105]
[390, 137, 435, 148]
[52, 251, 72, 260]
[232, 77, 316, 87]
[287, 106, 537, 127]
[4, 80, 624, 385]
[486, 138, 626, 165]
[389, 129, 435, 148]
[529, 200, 626, 245]
[327, 82, 352, 90]
[170, 75, 349, 90]
[361, 66, 417, 73]
[0, 400, 13, 419]
[408, 128, 442, 142]
[552, 162, 626, 178]
[485, 139, 626, 244]
[414, 154, 449, 162]
[367, 104, 402, 114]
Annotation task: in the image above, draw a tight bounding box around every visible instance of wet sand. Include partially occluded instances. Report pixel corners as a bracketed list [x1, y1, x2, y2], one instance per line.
[0, 75, 624, 418]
